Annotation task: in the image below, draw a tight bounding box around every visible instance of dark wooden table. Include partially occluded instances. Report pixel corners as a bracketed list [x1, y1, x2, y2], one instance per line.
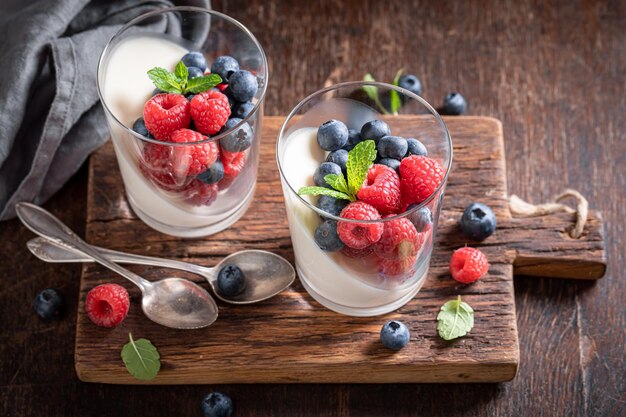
[1, 1, 624, 416]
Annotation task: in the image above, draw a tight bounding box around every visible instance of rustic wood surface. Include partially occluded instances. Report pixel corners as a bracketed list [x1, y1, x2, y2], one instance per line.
[1, 0, 624, 415]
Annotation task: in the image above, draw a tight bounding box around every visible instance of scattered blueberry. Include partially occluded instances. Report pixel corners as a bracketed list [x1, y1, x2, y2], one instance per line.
[197, 160, 224, 184]
[316, 195, 348, 217]
[33, 288, 64, 320]
[181, 51, 207, 72]
[460, 202, 496, 240]
[201, 392, 234, 417]
[314, 220, 345, 252]
[343, 129, 362, 151]
[405, 138, 428, 157]
[228, 70, 258, 102]
[187, 66, 204, 79]
[317, 119, 349, 151]
[380, 320, 410, 350]
[313, 162, 343, 187]
[326, 149, 348, 174]
[132, 117, 151, 138]
[379, 157, 400, 172]
[217, 265, 247, 297]
[378, 136, 408, 160]
[361, 120, 391, 143]
[398, 74, 422, 96]
[232, 101, 255, 119]
[407, 204, 433, 232]
[441, 92, 468, 115]
[220, 118, 253, 152]
[210, 56, 240, 82]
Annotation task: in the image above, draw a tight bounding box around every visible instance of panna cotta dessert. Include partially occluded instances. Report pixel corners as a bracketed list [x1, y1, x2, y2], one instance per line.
[278, 86, 451, 316]
[97, 8, 268, 237]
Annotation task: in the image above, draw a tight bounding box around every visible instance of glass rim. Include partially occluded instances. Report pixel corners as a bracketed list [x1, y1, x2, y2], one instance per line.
[276, 80, 453, 225]
[96, 6, 269, 147]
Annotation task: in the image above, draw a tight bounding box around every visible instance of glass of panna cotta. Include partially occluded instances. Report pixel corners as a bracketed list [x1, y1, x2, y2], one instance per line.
[97, 7, 268, 237]
[277, 81, 452, 316]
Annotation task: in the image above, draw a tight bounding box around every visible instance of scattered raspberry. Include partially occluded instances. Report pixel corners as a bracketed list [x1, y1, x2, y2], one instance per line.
[336, 201, 383, 249]
[374, 215, 424, 260]
[341, 245, 373, 259]
[85, 283, 130, 328]
[399, 155, 444, 208]
[143, 94, 190, 140]
[182, 179, 219, 206]
[449, 247, 489, 284]
[220, 146, 246, 178]
[190, 90, 231, 135]
[357, 164, 401, 214]
[378, 255, 416, 277]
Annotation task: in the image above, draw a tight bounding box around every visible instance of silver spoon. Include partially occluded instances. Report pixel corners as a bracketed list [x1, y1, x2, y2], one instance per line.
[27, 237, 295, 305]
[16, 203, 218, 329]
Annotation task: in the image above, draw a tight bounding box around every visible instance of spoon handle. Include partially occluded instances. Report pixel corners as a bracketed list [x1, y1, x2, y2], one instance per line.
[15, 203, 149, 291]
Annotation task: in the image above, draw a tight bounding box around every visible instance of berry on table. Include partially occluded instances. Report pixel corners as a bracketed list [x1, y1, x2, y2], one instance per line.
[316, 195, 348, 217]
[380, 320, 410, 350]
[399, 155, 444, 207]
[313, 162, 343, 188]
[132, 117, 151, 138]
[232, 101, 254, 119]
[201, 391, 234, 417]
[379, 158, 400, 172]
[190, 90, 231, 135]
[337, 201, 384, 249]
[210, 56, 240, 82]
[217, 265, 247, 297]
[317, 119, 349, 151]
[187, 66, 204, 79]
[85, 283, 130, 328]
[314, 220, 345, 252]
[378, 135, 408, 160]
[343, 128, 362, 151]
[326, 149, 348, 174]
[181, 51, 207, 72]
[183, 179, 219, 206]
[407, 204, 433, 232]
[143, 93, 190, 140]
[33, 288, 64, 320]
[219, 118, 253, 152]
[360, 120, 390, 143]
[398, 74, 422, 96]
[357, 164, 401, 214]
[405, 138, 428, 157]
[460, 202, 497, 241]
[197, 160, 225, 184]
[228, 70, 258, 102]
[441, 92, 468, 115]
[449, 247, 489, 284]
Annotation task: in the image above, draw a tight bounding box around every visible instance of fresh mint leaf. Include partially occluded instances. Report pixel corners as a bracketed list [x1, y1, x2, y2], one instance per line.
[121, 333, 161, 381]
[186, 74, 222, 94]
[362, 73, 378, 102]
[147, 67, 182, 94]
[298, 186, 352, 201]
[324, 174, 349, 195]
[437, 296, 474, 341]
[346, 140, 377, 196]
[390, 68, 404, 115]
[174, 61, 189, 89]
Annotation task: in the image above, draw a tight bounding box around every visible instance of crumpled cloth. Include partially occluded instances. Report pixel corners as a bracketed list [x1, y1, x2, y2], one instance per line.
[0, 0, 209, 220]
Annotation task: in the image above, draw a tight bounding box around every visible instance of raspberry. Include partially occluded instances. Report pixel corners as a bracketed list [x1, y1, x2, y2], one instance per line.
[378, 255, 416, 276]
[143, 94, 190, 140]
[357, 164, 401, 214]
[220, 146, 246, 178]
[141, 145, 192, 192]
[216, 83, 228, 92]
[336, 201, 383, 249]
[399, 155, 444, 207]
[182, 179, 218, 206]
[374, 215, 424, 260]
[190, 90, 230, 135]
[449, 247, 489, 284]
[341, 245, 373, 259]
[85, 284, 130, 328]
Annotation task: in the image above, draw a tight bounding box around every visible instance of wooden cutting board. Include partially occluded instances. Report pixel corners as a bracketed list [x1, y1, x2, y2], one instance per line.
[73, 116, 605, 384]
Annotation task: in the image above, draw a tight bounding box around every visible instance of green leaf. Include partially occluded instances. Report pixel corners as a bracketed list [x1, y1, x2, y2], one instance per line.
[346, 140, 377, 196]
[174, 61, 188, 91]
[147, 67, 182, 94]
[121, 333, 161, 381]
[324, 174, 349, 194]
[389, 68, 404, 115]
[186, 74, 223, 94]
[437, 296, 475, 341]
[298, 186, 352, 201]
[362, 73, 378, 102]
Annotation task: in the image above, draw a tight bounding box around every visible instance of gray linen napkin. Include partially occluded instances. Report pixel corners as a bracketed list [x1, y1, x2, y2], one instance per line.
[0, 0, 210, 220]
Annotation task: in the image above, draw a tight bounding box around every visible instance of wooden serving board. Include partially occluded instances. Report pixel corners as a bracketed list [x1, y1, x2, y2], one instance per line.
[74, 116, 606, 384]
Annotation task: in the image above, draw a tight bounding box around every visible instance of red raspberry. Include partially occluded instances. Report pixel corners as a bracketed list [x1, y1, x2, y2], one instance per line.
[378, 255, 416, 277]
[399, 156, 444, 207]
[182, 179, 219, 206]
[357, 164, 401, 214]
[216, 83, 228, 92]
[220, 146, 246, 178]
[143, 94, 190, 140]
[85, 283, 130, 328]
[449, 247, 489, 284]
[140, 152, 192, 192]
[190, 90, 230, 135]
[374, 215, 424, 260]
[337, 201, 383, 249]
[341, 245, 373, 259]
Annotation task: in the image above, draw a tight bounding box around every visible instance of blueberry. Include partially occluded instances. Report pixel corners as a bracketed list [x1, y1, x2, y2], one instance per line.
[187, 66, 204, 79]
[314, 220, 344, 252]
[343, 129, 362, 151]
[217, 265, 247, 297]
[186, 93, 196, 102]
[380, 320, 410, 350]
[181, 51, 207, 72]
[232, 101, 254, 119]
[441, 92, 468, 115]
[361, 120, 391, 143]
[220, 118, 253, 152]
[152, 88, 164, 96]
[197, 160, 224, 184]
[460, 202, 496, 240]
[407, 204, 433, 232]
[405, 138, 428, 157]
[210, 56, 239, 83]
[398, 74, 422, 96]
[317, 119, 348, 151]
[33, 288, 64, 320]
[313, 162, 342, 187]
[316, 195, 348, 217]
[378, 136, 408, 160]
[379, 158, 400, 172]
[228, 70, 258, 102]
[326, 149, 348, 174]
[201, 392, 234, 417]
[132, 117, 151, 138]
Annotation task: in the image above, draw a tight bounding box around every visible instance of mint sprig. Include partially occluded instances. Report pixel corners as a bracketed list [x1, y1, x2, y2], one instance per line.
[298, 140, 377, 202]
[147, 60, 222, 95]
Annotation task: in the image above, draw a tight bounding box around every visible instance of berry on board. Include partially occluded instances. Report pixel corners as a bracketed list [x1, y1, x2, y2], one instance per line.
[33, 288, 64, 320]
[460, 202, 497, 241]
[85, 283, 130, 328]
[380, 320, 410, 350]
[449, 246, 489, 284]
